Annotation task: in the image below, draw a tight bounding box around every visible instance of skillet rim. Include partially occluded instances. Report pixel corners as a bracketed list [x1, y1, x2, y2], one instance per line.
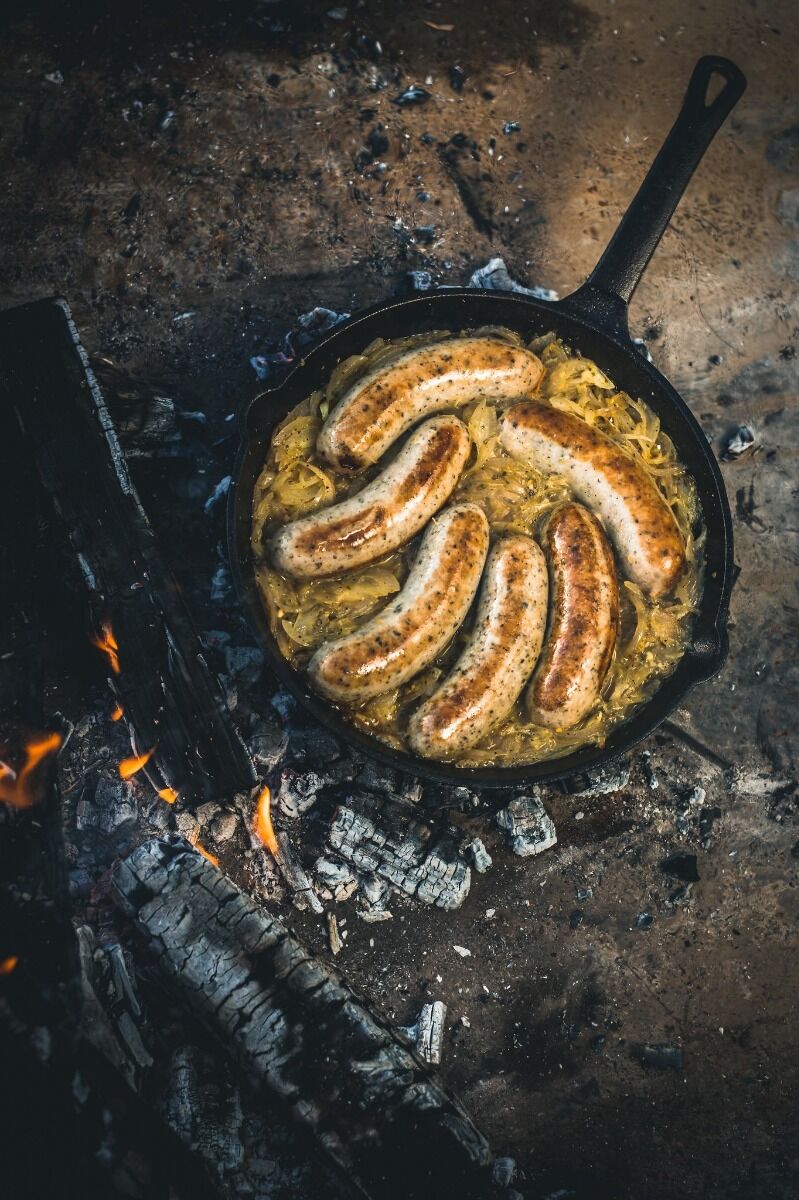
[228, 288, 733, 789]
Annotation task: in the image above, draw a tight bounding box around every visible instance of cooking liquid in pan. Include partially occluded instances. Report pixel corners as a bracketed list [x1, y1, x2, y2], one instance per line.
[251, 328, 703, 768]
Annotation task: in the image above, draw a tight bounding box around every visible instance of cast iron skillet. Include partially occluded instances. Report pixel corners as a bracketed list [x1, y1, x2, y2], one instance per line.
[229, 56, 747, 789]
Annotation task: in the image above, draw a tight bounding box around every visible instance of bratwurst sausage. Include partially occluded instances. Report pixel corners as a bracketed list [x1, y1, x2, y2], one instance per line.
[271, 415, 470, 580]
[499, 400, 685, 597]
[408, 535, 548, 760]
[526, 503, 619, 729]
[309, 503, 489, 703]
[318, 336, 544, 471]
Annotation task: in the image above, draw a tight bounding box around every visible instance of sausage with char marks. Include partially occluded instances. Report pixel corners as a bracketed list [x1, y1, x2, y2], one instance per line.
[309, 503, 490, 703]
[499, 400, 685, 597]
[318, 336, 544, 471]
[409, 534, 548, 759]
[271, 415, 470, 580]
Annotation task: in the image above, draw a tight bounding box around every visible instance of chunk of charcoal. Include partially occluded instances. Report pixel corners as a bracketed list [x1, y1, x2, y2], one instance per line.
[632, 1043, 684, 1071]
[468, 838, 492, 873]
[76, 778, 138, 837]
[392, 85, 431, 106]
[313, 857, 359, 902]
[721, 425, 756, 460]
[502, 121, 521, 134]
[408, 269, 433, 291]
[569, 910, 584, 929]
[467, 256, 558, 301]
[275, 769, 326, 819]
[635, 911, 653, 929]
[576, 886, 593, 901]
[495, 793, 557, 857]
[400, 1001, 447, 1065]
[492, 1156, 517, 1186]
[562, 759, 631, 797]
[449, 65, 466, 91]
[248, 717, 289, 773]
[660, 853, 700, 883]
[414, 224, 436, 244]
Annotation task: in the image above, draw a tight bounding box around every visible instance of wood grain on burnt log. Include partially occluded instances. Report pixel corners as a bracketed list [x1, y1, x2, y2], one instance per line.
[112, 835, 493, 1200]
[0, 298, 256, 808]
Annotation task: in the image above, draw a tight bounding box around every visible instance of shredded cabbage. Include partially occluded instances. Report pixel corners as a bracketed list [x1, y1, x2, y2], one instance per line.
[251, 327, 703, 767]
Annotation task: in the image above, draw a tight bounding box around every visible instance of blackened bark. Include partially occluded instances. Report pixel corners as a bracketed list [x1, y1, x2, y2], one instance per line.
[0, 297, 256, 808]
[112, 836, 493, 1200]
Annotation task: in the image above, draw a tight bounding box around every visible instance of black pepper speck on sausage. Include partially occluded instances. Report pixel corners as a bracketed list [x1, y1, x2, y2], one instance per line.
[499, 400, 685, 597]
[271, 415, 471, 580]
[408, 534, 548, 759]
[309, 503, 489, 702]
[527, 502, 619, 729]
[318, 336, 544, 470]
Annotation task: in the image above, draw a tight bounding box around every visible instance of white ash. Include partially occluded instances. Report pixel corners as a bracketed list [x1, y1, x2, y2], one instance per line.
[453, 945, 472, 959]
[275, 768, 327, 820]
[329, 797, 471, 910]
[468, 256, 558, 302]
[400, 1001, 447, 1065]
[563, 760, 631, 797]
[76, 777, 138, 837]
[496, 794, 558, 858]
[203, 474, 232, 513]
[468, 837, 493, 873]
[314, 857, 359, 902]
[174, 809, 201, 843]
[356, 872, 393, 922]
[721, 424, 757, 460]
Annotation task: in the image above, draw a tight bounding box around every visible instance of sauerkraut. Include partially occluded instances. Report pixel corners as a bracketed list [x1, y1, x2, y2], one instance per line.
[251, 327, 702, 767]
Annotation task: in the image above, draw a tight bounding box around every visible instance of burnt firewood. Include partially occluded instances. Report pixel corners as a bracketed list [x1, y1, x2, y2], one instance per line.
[112, 836, 493, 1200]
[0, 298, 256, 808]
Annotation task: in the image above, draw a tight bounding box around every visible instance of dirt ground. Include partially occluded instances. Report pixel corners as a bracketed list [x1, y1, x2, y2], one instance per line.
[1, 2, 798, 1197]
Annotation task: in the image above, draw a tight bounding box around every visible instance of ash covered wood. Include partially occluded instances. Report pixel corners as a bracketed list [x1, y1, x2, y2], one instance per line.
[328, 794, 471, 910]
[112, 836, 492, 1199]
[0, 297, 256, 808]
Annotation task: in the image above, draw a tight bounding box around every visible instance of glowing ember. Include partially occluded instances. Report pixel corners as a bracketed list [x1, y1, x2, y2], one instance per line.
[157, 787, 178, 804]
[191, 838, 220, 868]
[0, 731, 63, 809]
[0, 955, 19, 977]
[118, 746, 155, 780]
[90, 620, 121, 675]
[254, 785, 279, 854]
[110, 702, 124, 722]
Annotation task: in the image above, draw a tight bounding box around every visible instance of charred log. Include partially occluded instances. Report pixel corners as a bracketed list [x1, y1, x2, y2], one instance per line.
[112, 835, 493, 1200]
[0, 298, 256, 808]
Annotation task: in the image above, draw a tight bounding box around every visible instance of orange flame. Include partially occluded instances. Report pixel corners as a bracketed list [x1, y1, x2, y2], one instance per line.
[190, 837, 219, 868]
[110, 703, 124, 722]
[157, 787, 178, 804]
[254, 785, 278, 855]
[0, 955, 19, 977]
[90, 621, 121, 675]
[118, 746, 155, 780]
[0, 731, 63, 809]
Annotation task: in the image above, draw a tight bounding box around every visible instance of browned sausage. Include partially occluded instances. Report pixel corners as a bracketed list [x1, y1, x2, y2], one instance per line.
[499, 400, 685, 597]
[318, 336, 544, 470]
[271, 415, 470, 579]
[309, 503, 490, 702]
[526, 502, 619, 729]
[408, 535, 548, 759]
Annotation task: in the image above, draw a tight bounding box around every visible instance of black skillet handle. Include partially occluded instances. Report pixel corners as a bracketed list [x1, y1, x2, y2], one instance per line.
[558, 56, 747, 341]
